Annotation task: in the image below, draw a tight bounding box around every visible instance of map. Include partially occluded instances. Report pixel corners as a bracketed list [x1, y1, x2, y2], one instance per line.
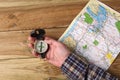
[59, 0, 120, 70]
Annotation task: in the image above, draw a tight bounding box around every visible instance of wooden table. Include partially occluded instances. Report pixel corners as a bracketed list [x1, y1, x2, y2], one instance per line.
[0, 0, 119, 80]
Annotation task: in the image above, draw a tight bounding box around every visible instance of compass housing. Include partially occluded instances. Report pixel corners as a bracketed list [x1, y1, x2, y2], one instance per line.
[34, 40, 48, 54]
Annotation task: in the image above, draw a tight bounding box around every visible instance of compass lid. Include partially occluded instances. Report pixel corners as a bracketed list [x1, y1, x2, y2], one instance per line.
[30, 29, 45, 40]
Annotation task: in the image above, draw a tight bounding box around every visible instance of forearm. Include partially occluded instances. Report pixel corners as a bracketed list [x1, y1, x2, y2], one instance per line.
[61, 53, 118, 80]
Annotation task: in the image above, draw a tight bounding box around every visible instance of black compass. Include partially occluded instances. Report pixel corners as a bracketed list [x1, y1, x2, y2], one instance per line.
[30, 29, 49, 58]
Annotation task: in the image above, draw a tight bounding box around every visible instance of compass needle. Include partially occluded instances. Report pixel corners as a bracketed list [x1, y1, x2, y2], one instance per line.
[40, 41, 42, 52]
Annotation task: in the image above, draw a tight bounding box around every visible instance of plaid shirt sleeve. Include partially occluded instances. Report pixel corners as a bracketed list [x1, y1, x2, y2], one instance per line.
[61, 53, 118, 80]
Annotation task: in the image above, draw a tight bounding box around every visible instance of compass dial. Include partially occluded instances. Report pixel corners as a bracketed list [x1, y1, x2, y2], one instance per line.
[34, 40, 48, 54]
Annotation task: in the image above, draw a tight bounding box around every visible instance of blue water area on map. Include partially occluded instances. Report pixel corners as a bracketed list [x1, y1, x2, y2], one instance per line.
[59, 5, 108, 41]
[87, 5, 107, 32]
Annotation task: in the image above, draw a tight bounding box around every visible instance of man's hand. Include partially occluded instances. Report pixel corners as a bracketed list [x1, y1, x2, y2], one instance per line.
[28, 36, 70, 67]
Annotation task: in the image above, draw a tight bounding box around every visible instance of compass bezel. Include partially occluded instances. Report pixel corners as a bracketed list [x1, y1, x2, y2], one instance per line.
[34, 40, 48, 54]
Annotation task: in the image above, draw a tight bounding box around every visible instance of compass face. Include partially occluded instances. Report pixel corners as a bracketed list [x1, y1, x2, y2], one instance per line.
[34, 40, 48, 54]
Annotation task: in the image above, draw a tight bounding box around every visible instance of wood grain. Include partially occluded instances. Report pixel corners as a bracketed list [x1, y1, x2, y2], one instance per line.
[0, 0, 119, 80]
[0, 2, 86, 31]
[0, 55, 66, 80]
[0, 5, 76, 31]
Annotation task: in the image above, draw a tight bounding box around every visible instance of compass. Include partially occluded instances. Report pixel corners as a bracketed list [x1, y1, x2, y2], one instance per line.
[30, 29, 49, 58]
[34, 40, 48, 54]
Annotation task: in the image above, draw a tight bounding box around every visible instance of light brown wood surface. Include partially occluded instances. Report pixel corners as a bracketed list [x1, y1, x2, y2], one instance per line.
[0, 0, 120, 80]
[0, 55, 67, 80]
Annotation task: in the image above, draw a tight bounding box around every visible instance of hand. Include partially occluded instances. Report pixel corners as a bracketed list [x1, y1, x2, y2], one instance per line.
[28, 36, 71, 67]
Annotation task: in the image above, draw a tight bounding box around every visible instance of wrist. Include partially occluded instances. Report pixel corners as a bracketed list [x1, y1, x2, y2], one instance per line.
[59, 53, 70, 68]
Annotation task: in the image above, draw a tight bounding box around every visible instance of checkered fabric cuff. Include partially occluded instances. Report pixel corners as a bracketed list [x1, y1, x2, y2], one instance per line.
[87, 64, 118, 80]
[61, 53, 88, 80]
[61, 53, 118, 80]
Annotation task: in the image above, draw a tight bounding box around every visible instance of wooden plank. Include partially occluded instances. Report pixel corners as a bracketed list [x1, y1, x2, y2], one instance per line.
[0, 0, 119, 31]
[0, 0, 87, 10]
[0, 28, 66, 55]
[0, 3, 86, 31]
[0, 55, 66, 80]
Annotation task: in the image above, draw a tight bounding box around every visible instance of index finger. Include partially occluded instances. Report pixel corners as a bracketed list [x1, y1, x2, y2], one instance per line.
[44, 36, 58, 45]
